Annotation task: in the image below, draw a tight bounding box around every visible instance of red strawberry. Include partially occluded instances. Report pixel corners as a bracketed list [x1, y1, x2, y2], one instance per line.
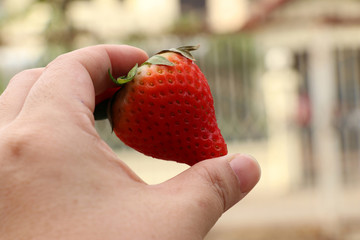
[109, 46, 227, 165]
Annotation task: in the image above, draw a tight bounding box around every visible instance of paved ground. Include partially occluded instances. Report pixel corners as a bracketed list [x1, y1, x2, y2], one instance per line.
[205, 188, 360, 240]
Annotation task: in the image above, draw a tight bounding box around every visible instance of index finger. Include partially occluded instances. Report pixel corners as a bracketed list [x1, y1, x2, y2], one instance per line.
[20, 45, 148, 118]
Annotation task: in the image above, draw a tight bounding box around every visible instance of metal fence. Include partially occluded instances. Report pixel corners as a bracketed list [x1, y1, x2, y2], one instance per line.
[334, 47, 360, 186]
[292, 46, 360, 187]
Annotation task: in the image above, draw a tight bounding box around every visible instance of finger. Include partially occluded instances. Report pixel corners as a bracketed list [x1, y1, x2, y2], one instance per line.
[160, 154, 261, 237]
[0, 68, 43, 127]
[19, 45, 148, 120]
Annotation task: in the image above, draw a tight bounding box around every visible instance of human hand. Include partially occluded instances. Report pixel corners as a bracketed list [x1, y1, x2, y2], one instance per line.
[0, 45, 261, 240]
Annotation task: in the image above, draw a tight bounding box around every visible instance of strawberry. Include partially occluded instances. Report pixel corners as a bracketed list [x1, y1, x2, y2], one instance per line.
[108, 46, 227, 165]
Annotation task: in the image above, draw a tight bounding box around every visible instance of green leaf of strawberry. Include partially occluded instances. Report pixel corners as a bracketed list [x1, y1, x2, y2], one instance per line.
[157, 45, 199, 61]
[110, 64, 139, 85]
[108, 45, 227, 165]
[144, 55, 175, 66]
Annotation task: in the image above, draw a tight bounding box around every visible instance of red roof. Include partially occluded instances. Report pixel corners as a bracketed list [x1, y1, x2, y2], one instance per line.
[242, 0, 294, 30]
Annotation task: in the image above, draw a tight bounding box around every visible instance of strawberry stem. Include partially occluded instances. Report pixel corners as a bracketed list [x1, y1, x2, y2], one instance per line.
[108, 64, 139, 86]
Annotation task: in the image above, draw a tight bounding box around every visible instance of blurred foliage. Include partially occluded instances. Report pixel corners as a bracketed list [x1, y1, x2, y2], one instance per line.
[169, 11, 206, 36]
[37, 0, 86, 63]
[0, 78, 4, 94]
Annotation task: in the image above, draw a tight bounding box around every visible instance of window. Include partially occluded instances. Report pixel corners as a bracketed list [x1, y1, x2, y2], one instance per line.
[180, 0, 206, 14]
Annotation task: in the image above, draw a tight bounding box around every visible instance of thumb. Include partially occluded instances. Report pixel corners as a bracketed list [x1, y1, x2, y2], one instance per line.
[161, 154, 261, 237]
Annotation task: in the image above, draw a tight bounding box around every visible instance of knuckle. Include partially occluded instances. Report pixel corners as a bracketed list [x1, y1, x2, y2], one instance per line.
[195, 163, 231, 212]
[9, 68, 42, 84]
[1, 125, 38, 159]
[48, 53, 68, 65]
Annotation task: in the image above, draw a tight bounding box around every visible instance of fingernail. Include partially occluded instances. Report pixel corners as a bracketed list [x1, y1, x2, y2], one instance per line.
[229, 154, 261, 193]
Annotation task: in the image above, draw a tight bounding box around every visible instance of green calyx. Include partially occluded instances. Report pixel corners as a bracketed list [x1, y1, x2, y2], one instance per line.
[109, 45, 200, 86]
[157, 45, 200, 61]
[109, 64, 139, 85]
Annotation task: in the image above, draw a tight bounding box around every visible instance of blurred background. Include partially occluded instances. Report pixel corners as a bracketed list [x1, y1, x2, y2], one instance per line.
[1, 0, 360, 239]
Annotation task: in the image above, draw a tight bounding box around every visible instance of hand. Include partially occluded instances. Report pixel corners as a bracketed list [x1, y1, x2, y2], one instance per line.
[0, 45, 261, 240]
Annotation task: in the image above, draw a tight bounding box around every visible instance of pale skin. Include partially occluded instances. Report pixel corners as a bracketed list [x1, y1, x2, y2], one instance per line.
[0, 45, 261, 240]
